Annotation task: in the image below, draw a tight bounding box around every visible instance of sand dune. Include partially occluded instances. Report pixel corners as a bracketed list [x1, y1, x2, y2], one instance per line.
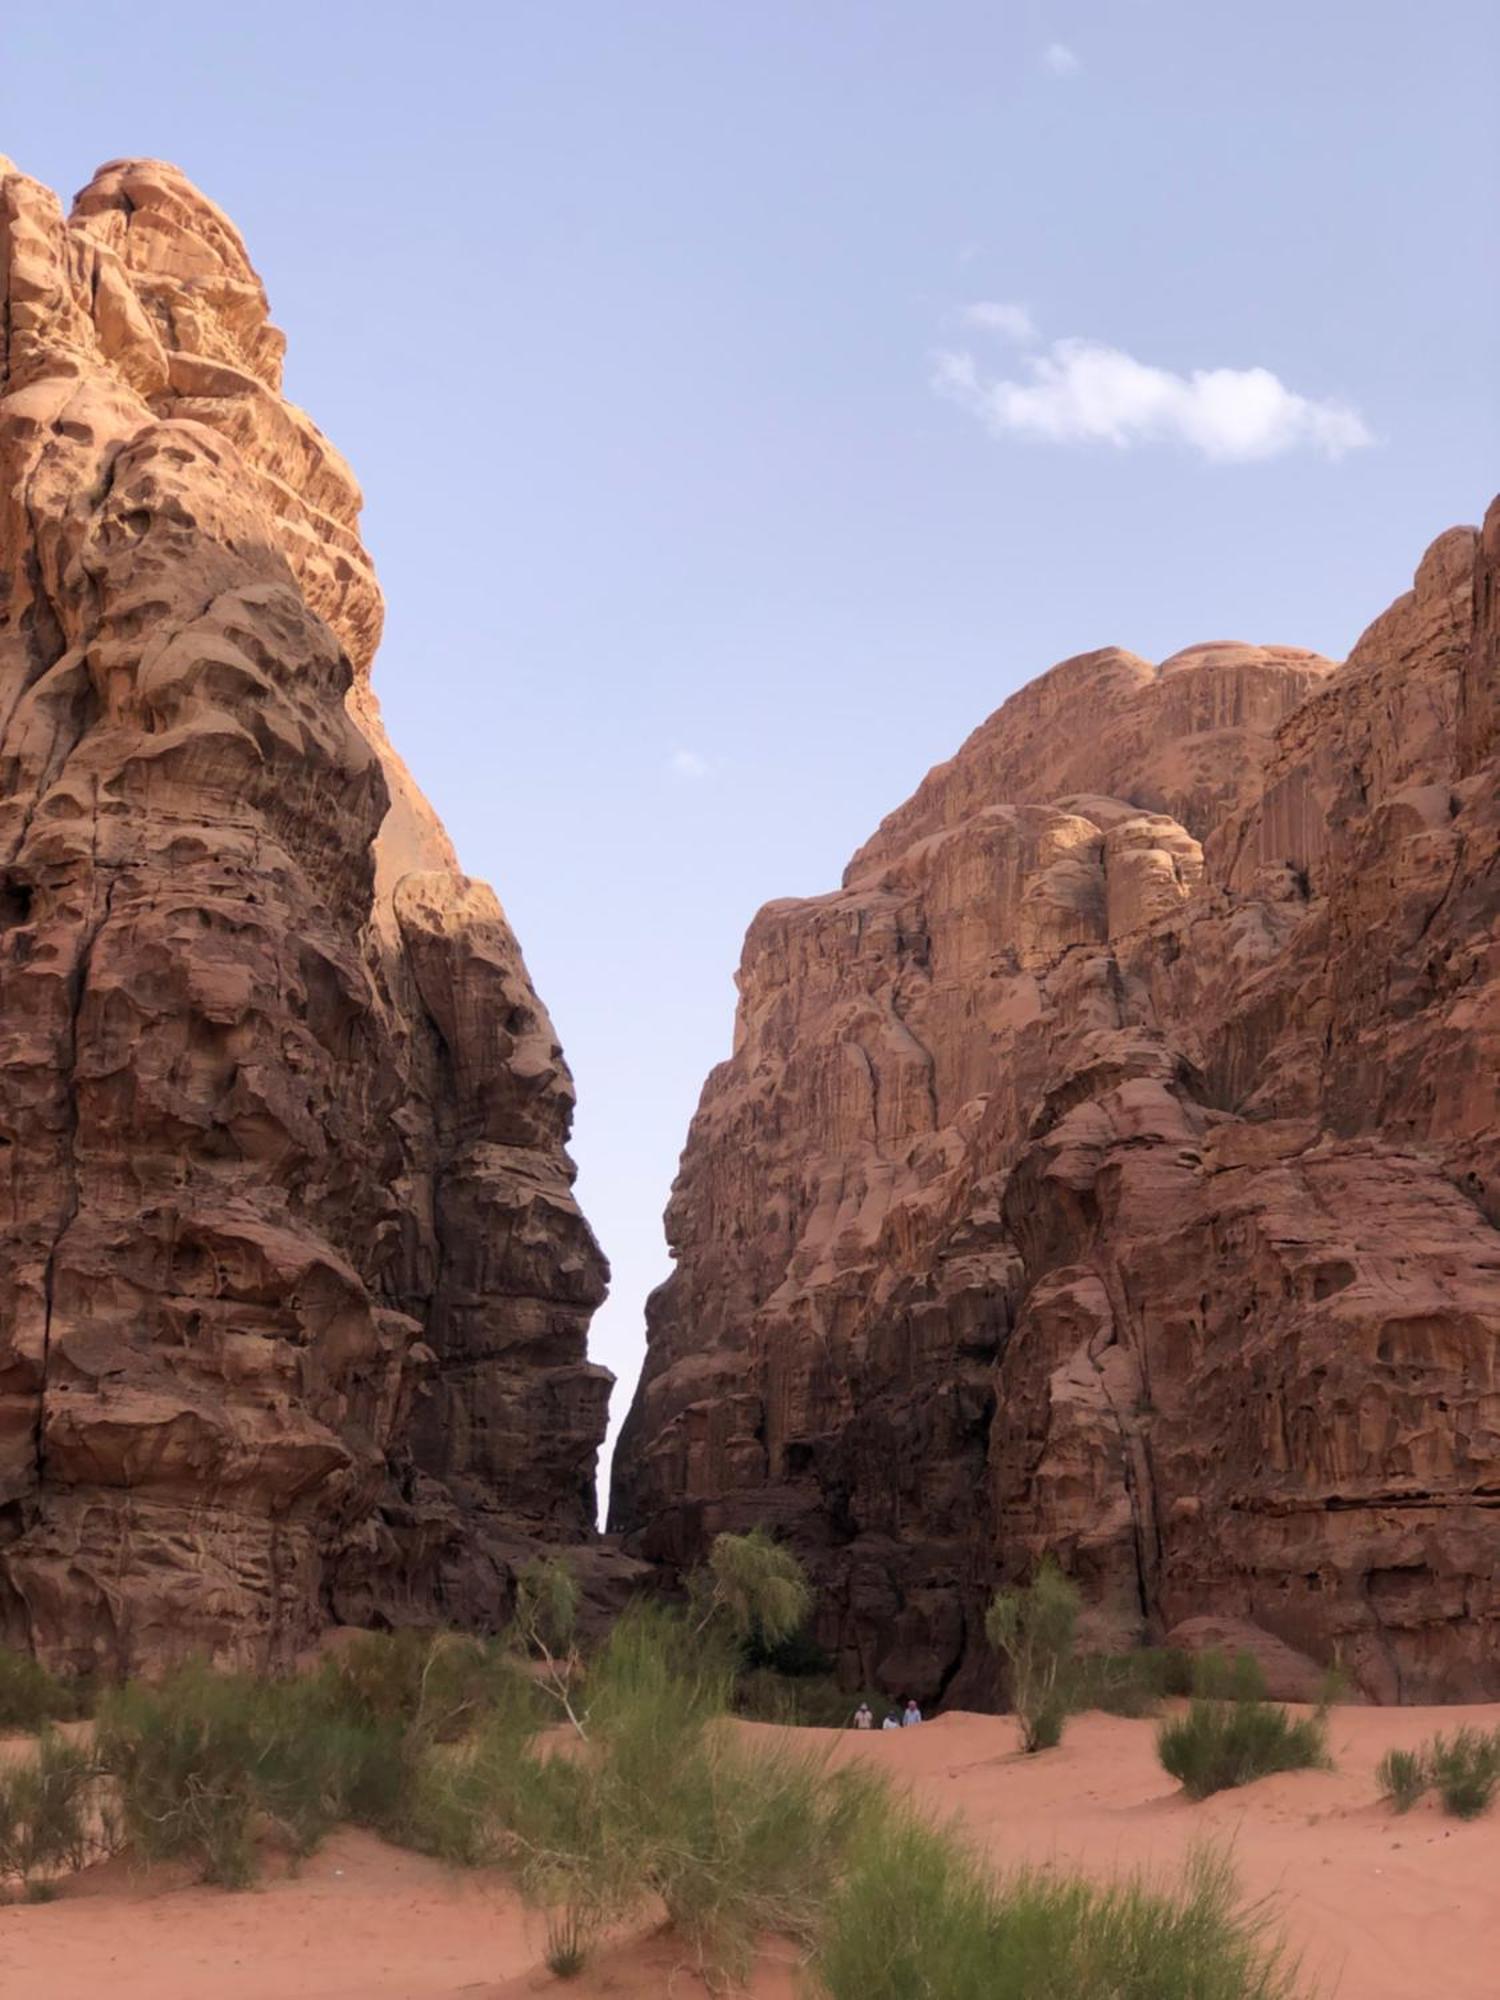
[2, 1705, 1497, 1999]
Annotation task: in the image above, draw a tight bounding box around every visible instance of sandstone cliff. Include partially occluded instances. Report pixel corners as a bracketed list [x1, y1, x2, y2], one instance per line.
[0, 158, 611, 1672]
[613, 512, 1500, 1705]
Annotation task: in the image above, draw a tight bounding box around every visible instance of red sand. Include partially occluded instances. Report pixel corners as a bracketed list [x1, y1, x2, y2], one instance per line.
[3, 1705, 1497, 1998]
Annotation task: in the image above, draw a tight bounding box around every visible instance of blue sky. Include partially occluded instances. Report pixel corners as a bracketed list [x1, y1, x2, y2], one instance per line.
[6, 2, 1496, 1501]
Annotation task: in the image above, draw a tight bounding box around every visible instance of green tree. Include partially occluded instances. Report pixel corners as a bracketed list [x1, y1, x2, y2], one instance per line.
[693, 1527, 812, 1649]
[514, 1555, 586, 1736]
[985, 1557, 1082, 1753]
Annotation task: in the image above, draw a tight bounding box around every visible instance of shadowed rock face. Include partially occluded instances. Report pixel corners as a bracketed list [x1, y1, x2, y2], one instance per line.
[0, 158, 611, 1672]
[613, 512, 1500, 1706]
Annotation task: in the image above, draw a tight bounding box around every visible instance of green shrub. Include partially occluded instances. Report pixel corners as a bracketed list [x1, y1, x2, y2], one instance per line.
[660, 1746, 874, 1984]
[1071, 1654, 1164, 1719]
[1369, 1729, 1500, 1821]
[1375, 1746, 1428, 1813]
[318, 1629, 434, 1727]
[587, 1607, 872, 1977]
[332, 1716, 415, 1833]
[816, 1810, 1304, 2000]
[319, 1629, 516, 1743]
[1427, 1728, 1500, 1820]
[692, 1528, 813, 1650]
[0, 1729, 100, 1891]
[0, 1648, 84, 1732]
[394, 1600, 871, 1986]
[1070, 1647, 1214, 1718]
[511, 1556, 592, 1735]
[1189, 1650, 1269, 1703]
[96, 1661, 403, 1885]
[985, 1559, 1082, 1753]
[514, 1556, 581, 1657]
[97, 1669, 257, 1886]
[399, 1609, 681, 1963]
[1157, 1697, 1328, 1801]
[387, 1657, 544, 1865]
[1148, 1647, 1197, 1698]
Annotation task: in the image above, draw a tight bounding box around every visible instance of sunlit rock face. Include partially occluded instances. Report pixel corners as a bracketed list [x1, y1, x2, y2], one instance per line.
[613, 509, 1500, 1706]
[0, 157, 611, 1672]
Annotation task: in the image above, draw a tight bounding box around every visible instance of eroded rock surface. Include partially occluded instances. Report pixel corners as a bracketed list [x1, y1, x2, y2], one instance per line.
[614, 515, 1500, 1705]
[0, 158, 611, 1671]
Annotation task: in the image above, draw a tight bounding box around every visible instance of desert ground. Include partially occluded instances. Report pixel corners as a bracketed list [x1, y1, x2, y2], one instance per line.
[2, 1702, 1497, 2000]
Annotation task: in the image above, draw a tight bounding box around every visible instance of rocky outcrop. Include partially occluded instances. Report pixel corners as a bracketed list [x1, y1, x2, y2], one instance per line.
[0, 158, 611, 1672]
[613, 513, 1500, 1706]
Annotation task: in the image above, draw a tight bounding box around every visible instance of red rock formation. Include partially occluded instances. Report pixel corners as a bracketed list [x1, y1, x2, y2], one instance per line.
[0, 158, 611, 1672]
[613, 514, 1500, 1706]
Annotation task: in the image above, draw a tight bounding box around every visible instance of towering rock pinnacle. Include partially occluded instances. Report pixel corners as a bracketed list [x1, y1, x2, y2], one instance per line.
[613, 513, 1500, 1706]
[0, 158, 611, 1671]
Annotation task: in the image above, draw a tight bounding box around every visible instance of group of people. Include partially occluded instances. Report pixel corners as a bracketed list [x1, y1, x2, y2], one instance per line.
[850, 1697, 922, 1730]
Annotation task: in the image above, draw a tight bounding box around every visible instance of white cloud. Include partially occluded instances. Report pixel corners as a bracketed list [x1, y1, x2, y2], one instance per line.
[1042, 41, 1080, 76]
[670, 748, 711, 780]
[932, 336, 1373, 463]
[961, 300, 1036, 342]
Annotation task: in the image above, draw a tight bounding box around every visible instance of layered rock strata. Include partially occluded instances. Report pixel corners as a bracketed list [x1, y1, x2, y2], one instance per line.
[614, 513, 1500, 1705]
[0, 158, 610, 1671]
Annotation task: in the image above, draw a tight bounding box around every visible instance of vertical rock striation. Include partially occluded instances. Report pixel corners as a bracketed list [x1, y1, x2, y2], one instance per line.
[0, 158, 610, 1672]
[613, 515, 1500, 1705]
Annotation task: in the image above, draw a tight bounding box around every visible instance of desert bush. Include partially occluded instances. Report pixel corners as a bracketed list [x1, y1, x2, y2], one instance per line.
[515, 1556, 581, 1657]
[655, 1741, 875, 1984]
[816, 1811, 1304, 2000]
[1189, 1649, 1270, 1703]
[387, 1652, 546, 1865]
[816, 1802, 999, 1999]
[1157, 1696, 1328, 1800]
[0, 1648, 85, 1732]
[1071, 1654, 1164, 1719]
[1375, 1746, 1428, 1813]
[332, 1715, 417, 1833]
[1069, 1647, 1210, 1718]
[1149, 1647, 1198, 1698]
[1369, 1728, 1500, 1821]
[1427, 1727, 1500, 1820]
[691, 1527, 812, 1650]
[583, 1599, 735, 1753]
[97, 1668, 259, 1886]
[319, 1628, 516, 1743]
[586, 1608, 874, 1977]
[96, 1662, 398, 1885]
[398, 1607, 677, 1961]
[0, 1729, 100, 1893]
[511, 1555, 592, 1736]
[318, 1629, 430, 1726]
[400, 1600, 871, 1984]
[985, 1558, 1082, 1752]
[255, 1677, 408, 1854]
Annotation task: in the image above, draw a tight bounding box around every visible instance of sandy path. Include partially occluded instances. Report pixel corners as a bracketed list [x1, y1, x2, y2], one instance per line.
[0, 1829, 543, 2000]
[2, 1705, 1497, 1998]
